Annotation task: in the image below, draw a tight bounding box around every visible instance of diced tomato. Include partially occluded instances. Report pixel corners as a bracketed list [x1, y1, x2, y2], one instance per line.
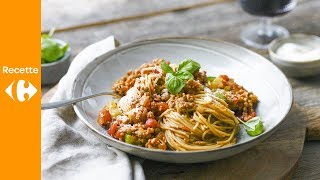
[115, 131, 123, 139]
[107, 123, 118, 136]
[220, 75, 229, 81]
[98, 109, 112, 126]
[157, 102, 169, 113]
[145, 118, 159, 128]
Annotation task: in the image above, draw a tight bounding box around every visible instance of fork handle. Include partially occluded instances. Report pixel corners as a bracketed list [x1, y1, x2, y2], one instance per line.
[41, 92, 114, 110]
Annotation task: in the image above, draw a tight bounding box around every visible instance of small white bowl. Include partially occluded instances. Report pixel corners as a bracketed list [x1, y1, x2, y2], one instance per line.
[268, 34, 320, 78]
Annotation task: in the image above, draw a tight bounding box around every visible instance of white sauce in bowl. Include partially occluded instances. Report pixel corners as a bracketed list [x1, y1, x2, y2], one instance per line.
[276, 42, 320, 62]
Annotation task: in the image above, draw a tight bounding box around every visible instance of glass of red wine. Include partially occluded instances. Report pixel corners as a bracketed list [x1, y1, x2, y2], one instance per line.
[240, 0, 298, 49]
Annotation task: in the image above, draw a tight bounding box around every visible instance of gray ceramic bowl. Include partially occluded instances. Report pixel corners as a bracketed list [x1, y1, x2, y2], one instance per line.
[268, 34, 320, 77]
[72, 38, 292, 163]
[41, 39, 71, 85]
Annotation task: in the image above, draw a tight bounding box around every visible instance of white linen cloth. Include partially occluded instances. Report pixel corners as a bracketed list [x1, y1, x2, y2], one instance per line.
[41, 36, 145, 180]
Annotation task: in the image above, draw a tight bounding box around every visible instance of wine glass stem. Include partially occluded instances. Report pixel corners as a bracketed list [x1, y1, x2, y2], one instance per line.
[260, 18, 272, 37]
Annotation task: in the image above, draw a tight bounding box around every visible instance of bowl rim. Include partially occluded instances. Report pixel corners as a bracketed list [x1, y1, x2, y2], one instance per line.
[41, 38, 71, 67]
[72, 36, 293, 155]
[268, 33, 320, 64]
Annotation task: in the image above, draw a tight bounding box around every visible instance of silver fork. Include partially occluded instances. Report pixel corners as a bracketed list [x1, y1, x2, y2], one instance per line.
[41, 91, 114, 110]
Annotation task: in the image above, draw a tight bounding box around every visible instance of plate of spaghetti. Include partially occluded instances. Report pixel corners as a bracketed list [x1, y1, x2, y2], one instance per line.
[72, 38, 292, 163]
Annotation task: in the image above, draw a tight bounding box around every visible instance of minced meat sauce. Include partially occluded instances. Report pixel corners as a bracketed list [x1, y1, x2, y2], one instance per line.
[97, 59, 258, 150]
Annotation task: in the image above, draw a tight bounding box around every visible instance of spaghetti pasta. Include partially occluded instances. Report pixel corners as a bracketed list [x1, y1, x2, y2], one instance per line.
[97, 59, 258, 151]
[160, 90, 239, 151]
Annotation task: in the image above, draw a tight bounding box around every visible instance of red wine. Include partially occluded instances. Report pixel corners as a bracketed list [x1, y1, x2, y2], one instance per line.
[240, 0, 297, 17]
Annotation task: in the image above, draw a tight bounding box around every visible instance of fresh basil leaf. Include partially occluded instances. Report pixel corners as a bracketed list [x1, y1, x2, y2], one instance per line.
[239, 116, 264, 136]
[41, 34, 50, 39]
[41, 28, 68, 64]
[214, 92, 226, 101]
[161, 61, 174, 74]
[207, 76, 216, 81]
[165, 73, 185, 94]
[41, 38, 66, 62]
[246, 121, 264, 136]
[177, 59, 201, 73]
[61, 44, 69, 54]
[175, 70, 193, 81]
[41, 28, 55, 39]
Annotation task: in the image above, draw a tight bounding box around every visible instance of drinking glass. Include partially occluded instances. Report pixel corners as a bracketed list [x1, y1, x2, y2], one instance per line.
[240, 0, 298, 49]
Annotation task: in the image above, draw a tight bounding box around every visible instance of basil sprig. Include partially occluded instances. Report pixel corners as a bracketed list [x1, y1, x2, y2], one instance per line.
[165, 73, 185, 94]
[161, 59, 200, 94]
[177, 59, 200, 73]
[161, 62, 174, 74]
[238, 116, 264, 136]
[41, 28, 69, 64]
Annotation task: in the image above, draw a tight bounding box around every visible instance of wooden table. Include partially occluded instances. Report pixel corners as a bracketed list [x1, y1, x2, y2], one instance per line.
[42, 0, 320, 179]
